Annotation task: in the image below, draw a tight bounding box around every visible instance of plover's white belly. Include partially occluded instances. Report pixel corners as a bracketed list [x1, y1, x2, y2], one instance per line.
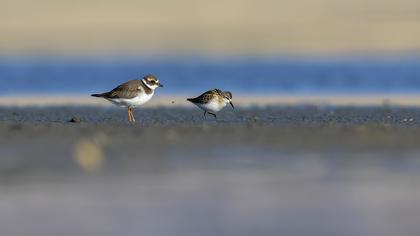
[108, 93, 154, 108]
[196, 99, 224, 113]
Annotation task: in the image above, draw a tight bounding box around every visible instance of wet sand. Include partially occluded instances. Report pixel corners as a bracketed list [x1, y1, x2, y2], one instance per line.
[2, 94, 420, 107]
[1, 106, 420, 236]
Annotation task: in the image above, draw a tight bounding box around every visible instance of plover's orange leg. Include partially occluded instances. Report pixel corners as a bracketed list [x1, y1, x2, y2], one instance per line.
[131, 108, 136, 122]
[127, 107, 132, 122]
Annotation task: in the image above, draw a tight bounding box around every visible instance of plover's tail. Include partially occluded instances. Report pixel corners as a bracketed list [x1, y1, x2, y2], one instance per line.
[91, 93, 105, 98]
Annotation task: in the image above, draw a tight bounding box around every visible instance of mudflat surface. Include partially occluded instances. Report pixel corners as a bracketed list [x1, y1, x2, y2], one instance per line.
[1, 105, 420, 125]
[1, 106, 420, 236]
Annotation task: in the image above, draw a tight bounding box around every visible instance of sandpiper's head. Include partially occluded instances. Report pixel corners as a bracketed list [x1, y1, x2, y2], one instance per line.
[142, 74, 163, 90]
[221, 91, 234, 109]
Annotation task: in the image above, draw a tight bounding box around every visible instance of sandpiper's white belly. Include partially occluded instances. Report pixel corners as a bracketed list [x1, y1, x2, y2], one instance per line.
[107, 92, 154, 108]
[196, 99, 224, 113]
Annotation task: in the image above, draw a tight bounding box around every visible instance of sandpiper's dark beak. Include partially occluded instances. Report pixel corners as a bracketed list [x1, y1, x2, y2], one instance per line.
[158, 83, 164, 87]
[229, 101, 234, 109]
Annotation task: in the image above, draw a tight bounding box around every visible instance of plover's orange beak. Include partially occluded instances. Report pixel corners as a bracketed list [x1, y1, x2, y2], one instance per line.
[158, 83, 164, 87]
[229, 101, 234, 109]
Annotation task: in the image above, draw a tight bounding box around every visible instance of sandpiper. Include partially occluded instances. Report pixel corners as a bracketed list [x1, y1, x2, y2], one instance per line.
[91, 74, 163, 122]
[187, 89, 234, 119]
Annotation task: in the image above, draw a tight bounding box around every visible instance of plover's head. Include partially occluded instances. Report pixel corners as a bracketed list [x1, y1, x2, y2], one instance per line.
[221, 91, 234, 109]
[142, 74, 163, 90]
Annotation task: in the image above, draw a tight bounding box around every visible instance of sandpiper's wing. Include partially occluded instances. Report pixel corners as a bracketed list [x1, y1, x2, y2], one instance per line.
[99, 80, 143, 99]
[187, 89, 220, 104]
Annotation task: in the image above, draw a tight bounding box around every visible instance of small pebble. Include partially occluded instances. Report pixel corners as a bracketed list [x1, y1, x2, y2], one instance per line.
[69, 117, 82, 123]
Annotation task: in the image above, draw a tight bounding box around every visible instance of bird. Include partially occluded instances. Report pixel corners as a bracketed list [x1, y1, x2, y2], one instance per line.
[187, 89, 234, 119]
[91, 74, 163, 123]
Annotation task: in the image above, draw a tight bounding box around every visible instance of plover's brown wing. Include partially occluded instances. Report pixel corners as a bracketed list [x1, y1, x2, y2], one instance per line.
[187, 90, 216, 104]
[102, 80, 143, 99]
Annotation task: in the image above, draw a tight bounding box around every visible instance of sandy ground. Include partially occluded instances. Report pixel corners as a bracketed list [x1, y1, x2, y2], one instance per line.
[1, 106, 420, 236]
[2, 0, 420, 55]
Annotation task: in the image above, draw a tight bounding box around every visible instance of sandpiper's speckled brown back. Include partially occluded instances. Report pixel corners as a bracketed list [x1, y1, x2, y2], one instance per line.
[187, 89, 232, 104]
[187, 89, 219, 104]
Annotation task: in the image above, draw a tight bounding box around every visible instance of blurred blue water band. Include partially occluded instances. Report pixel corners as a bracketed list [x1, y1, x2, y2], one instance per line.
[1, 56, 420, 95]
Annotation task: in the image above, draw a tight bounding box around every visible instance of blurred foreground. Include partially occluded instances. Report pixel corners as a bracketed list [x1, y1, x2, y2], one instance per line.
[1, 106, 420, 236]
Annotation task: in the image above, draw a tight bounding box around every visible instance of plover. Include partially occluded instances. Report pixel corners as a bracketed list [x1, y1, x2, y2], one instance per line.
[187, 89, 234, 119]
[91, 74, 163, 122]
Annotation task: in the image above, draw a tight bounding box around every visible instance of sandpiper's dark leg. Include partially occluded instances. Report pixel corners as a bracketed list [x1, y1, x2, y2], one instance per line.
[203, 111, 207, 119]
[208, 112, 217, 119]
